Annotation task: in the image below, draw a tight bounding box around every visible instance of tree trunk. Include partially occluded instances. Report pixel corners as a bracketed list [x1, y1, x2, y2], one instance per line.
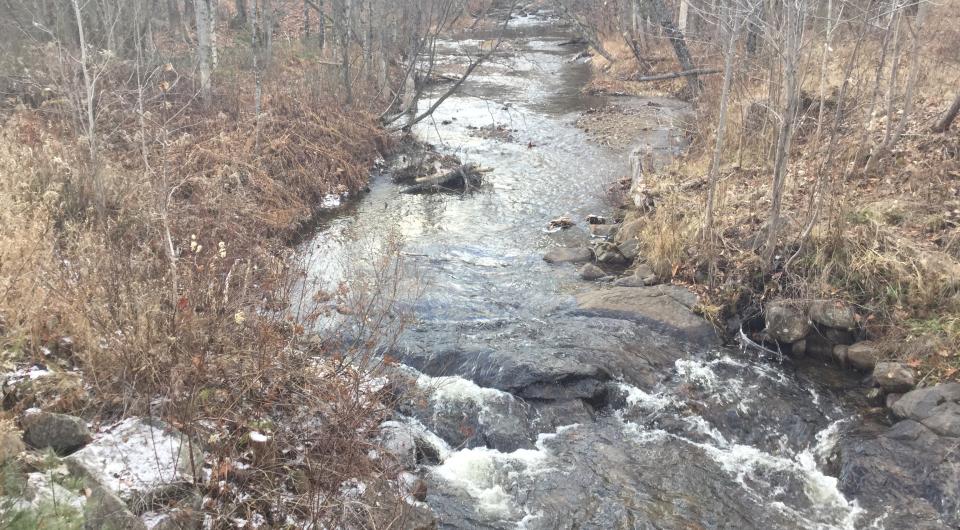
[703, 17, 738, 282]
[303, 0, 310, 40]
[234, 0, 247, 26]
[865, 0, 928, 171]
[933, 92, 960, 132]
[647, 0, 701, 96]
[194, 0, 213, 104]
[71, 0, 102, 211]
[318, 0, 326, 49]
[763, 0, 803, 270]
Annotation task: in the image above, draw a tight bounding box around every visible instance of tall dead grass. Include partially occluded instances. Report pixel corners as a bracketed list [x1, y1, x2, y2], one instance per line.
[0, 35, 416, 525]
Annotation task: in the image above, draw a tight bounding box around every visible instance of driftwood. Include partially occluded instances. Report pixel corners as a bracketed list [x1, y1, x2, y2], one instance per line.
[400, 164, 485, 194]
[635, 68, 722, 82]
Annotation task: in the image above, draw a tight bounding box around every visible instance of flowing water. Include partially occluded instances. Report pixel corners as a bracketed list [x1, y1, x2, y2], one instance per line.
[300, 11, 886, 530]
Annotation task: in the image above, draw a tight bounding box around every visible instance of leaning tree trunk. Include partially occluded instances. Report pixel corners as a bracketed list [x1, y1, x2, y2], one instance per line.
[933, 92, 960, 132]
[647, 0, 702, 97]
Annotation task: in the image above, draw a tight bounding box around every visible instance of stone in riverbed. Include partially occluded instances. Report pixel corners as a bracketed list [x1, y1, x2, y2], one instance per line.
[21, 410, 91, 455]
[832, 344, 847, 365]
[873, 362, 915, 393]
[846, 341, 881, 371]
[764, 301, 810, 343]
[589, 223, 619, 238]
[575, 285, 716, 345]
[579, 263, 606, 280]
[593, 242, 627, 265]
[839, 418, 960, 528]
[378, 421, 418, 470]
[612, 263, 658, 287]
[809, 300, 857, 331]
[543, 247, 592, 264]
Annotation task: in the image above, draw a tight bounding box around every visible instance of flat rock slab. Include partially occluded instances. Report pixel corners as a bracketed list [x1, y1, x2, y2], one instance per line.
[66, 417, 201, 511]
[574, 285, 717, 345]
[543, 247, 592, 264]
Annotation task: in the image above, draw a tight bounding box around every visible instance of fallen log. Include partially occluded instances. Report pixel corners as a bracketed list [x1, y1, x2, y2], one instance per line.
[400, 164, 486, 194]
[634, 68, 722, 82]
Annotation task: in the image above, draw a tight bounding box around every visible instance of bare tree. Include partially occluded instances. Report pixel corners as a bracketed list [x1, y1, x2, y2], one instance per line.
[762, 0, 805, 269]
[703, 2, 746, 282]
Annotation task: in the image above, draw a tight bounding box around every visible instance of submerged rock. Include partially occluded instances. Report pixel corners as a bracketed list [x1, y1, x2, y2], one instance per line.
[543, 247, 592, 264]
[764, 301, 810, 344]
[21, 410, 91, 455]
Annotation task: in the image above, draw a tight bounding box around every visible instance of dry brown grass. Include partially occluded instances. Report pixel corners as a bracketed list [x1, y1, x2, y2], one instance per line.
[0, 30, 416, 526]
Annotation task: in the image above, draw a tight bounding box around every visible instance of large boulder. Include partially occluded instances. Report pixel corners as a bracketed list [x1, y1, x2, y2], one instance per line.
[616, 239, 640, 261]
[543, 247, 592, 264]
[839, 419, 960, 528]
[873, 362, 915, 393]
[575, 285, 716, 345]
[66, 417, 202, 513]
[891, 383, 960, 438]
[21, 410, 91, 455]
[764, 301, 810, 343]
[808, 300, 857, 331]
[846, 341, 882, 371]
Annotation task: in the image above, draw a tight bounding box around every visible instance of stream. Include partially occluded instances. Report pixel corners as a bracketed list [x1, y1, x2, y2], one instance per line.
[299, 11, 890, 530]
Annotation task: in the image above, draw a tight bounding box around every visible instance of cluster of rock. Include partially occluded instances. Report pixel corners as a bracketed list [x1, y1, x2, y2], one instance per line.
[543, 210, 657, 286]
[1, 404, 203, 529]
[764, 300, 918, 397]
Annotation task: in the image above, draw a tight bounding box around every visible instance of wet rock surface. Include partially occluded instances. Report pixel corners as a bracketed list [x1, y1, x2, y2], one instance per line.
[542, 247, 592, 263]
[575, 285, 716, 345]
[839, 418, 960, 529]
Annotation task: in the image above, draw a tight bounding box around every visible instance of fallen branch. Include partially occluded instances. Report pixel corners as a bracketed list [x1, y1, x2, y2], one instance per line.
[634, 68, 722, 82]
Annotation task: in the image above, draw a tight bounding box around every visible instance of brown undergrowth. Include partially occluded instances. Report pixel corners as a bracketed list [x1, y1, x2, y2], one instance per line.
[0, 33, 421, 527]
[578, 3, 960, 383]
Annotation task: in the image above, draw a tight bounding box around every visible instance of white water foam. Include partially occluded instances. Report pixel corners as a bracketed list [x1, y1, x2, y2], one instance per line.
[429, 424, 577, 522]
[619, 412, 863, 529]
